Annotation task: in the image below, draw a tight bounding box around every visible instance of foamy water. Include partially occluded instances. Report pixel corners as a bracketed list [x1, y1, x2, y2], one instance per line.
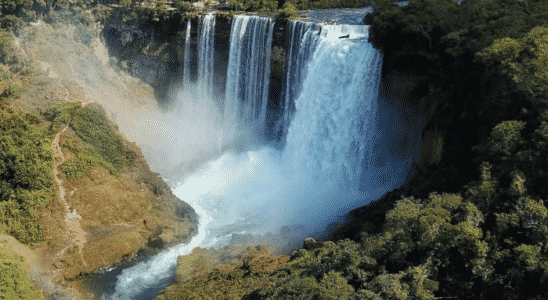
[102, 15, 421, 299]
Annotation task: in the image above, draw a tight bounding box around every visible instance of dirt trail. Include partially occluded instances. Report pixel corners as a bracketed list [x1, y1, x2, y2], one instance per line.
[51, 124, 87, 267]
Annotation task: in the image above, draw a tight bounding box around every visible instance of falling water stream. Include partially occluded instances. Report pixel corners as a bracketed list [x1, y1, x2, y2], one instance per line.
[90, 12, 420, 300]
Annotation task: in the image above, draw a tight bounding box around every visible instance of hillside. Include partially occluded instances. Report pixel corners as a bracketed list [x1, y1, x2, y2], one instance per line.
[0, 17, 198, 298]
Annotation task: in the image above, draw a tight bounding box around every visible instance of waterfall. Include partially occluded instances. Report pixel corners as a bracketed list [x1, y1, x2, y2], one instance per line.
[283, 24, 382, 184]
[224, 15, 275, 138]
[197, 13, 216, 99]
[277, 21, 322, 141]
[182, 19, 192, 88]
[103, 17, 419, 300]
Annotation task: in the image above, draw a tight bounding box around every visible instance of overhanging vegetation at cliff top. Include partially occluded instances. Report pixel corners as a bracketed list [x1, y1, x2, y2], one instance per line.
[1, 0, 378, 32]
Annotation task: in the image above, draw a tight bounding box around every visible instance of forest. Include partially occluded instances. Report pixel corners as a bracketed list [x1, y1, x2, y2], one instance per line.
[1, 0, 548, 299]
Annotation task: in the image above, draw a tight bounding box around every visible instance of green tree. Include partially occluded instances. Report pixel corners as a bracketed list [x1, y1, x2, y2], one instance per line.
[0, 110, 56, 244]
[0, 110, 54, 200]
[276, 2, 298, 20]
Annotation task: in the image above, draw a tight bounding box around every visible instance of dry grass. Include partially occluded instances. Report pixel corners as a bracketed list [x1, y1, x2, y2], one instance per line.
[35, 121, 198, 282]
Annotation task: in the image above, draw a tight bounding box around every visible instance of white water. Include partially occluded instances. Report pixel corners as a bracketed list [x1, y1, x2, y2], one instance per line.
[104, 189, 212, 300]
[277, 21, 321, 141]
[223, 15, 275, 141]
[182, 19, 192, 89]
[284, 24, 379, 181]
[197, 13, 216, 100]
[106, 18, 417, 300]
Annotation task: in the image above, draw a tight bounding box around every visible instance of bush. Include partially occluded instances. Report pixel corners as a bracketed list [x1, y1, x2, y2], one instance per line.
[0, 110, 54, 200]
[276, 2, 299, 20]
[229, 0, 278, 12]
[45, 103, 134, 173]
[70, 105, 135, 170]
[0, 30, 19, 65]
[172, 0, 194, 11]
[284, 0, 365, 10]
[0, 190, 56, 244]
[43, 102, 80, 122]
[62, 139, 78, 153]
[0, 238, 45, 299]
[0, 110, 55, 244]
[62, 147, 120, 179]
[0, 65, 11, 82]
[157, 246, 290, 300]
[0, 83, 22, 99]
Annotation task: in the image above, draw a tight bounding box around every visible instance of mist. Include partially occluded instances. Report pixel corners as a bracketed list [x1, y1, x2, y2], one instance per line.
[18, 14, 425, 300]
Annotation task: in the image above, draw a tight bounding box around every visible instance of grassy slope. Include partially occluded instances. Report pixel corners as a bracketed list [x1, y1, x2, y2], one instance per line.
[0, 27, 198, 297]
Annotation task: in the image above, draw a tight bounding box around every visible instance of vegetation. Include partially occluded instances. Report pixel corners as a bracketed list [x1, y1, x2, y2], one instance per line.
[61, 147, 120, 179]
[0, 110, 54, 202]
[0, 0, 94, 32]
[282, 0, 367, 10]
[0, 238, 44, 299]
[0, 110, 55, 244]
[275, 2, 299, 20]
[0, 102, 133, 244]
[156, 246, 291, 300]
[45, 102, 135, 174]
[0, 83, 22, 100]
[360, 0, 548, 198]
[228, 0, 279, 12]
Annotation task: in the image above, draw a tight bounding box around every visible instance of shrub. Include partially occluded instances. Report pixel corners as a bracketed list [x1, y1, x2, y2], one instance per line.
[228, 0, 278, 12]
[0, 110, 56, 244]
[0, 30, 22, 66]
[61, 147, 120, 179]
[173, 1, 194, 11]
[0, 83, 22, 99]
[276, 2, 299, 20]
[0, 190, 56, 244]
[0, 65, 11, 82]
[63, 139, 78, 153]
[0, 238, 45, 299]
[70, 105, 135, 170]
[0, 110, 54, 200]
[157, 246, 290, 300]
[43, 102, 80, 130]
[45, 103, 134, 173]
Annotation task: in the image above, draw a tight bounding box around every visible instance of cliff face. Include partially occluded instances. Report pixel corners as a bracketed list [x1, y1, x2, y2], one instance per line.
[101, 11, 286, 113]
[378, 51, 483, 198]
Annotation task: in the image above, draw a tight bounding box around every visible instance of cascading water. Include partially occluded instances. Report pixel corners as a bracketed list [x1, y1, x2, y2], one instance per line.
[223, 15, 275, 141]
[175, 23, 395, 239]
[281, 24, 384, 221]
[276, 21, 321, 141]
[100, 15, 418, 300]
[197, 13, 216, 99]
[182, 19, 192, 89]
[101, 192, 212, 300]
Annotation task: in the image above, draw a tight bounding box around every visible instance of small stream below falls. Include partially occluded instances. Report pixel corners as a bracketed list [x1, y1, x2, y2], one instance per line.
[82, 8, 423, 300]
